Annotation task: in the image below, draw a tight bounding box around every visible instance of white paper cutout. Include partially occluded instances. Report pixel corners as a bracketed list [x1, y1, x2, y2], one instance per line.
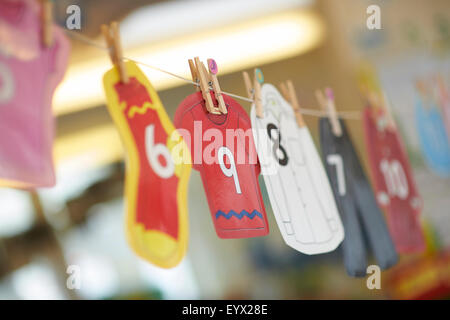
[251, 84, 344, 254]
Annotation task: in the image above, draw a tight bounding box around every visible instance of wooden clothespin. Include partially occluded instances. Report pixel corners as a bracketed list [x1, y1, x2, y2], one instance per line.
[315, 89, 327, 111]
[359, 83, 396, 130]
[101, 22, 129, 84]
[380, 90, 396, 130]
[321, 87, 342, 137]
[279, 80, 305, 128]
[189, 57, 220, 114]
[188, 59, 200, 92]
[41, 0, 53, 47]
[359, 83, 380, 111]
[242, 69, 264, 118]
[207, 59, 227, 114]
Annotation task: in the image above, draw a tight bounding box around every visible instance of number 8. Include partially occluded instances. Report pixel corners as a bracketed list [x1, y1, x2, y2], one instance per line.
[267, 123, 289, 166]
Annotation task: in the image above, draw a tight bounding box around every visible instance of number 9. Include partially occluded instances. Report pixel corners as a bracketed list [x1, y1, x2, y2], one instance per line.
[218, 146, 242, 194]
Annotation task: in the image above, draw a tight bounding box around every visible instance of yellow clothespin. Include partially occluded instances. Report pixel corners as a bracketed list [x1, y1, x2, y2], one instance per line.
[41, 0, 53, 47]
[242, 69, 264, 118]
[101, 22, 129, 84]
[279, 80, 305, 128]
[190, 57, 219, 114]
[207, 59, 227, 114]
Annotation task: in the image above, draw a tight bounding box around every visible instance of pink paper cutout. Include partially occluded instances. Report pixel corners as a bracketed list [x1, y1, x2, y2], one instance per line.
[0, 0, 70, 188]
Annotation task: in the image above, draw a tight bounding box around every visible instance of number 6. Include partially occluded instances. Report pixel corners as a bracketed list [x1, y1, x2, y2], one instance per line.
[218, 146, 242, 194]
[145, 124, 175, 179]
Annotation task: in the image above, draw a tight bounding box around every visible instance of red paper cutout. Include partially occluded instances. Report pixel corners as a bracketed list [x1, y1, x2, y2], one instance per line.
[115, 77, 179, 238]
[174, 92, 269, 238]
[363, 108, 425, 253]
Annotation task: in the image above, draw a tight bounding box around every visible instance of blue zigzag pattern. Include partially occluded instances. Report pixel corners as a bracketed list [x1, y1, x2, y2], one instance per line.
[215, 209, 263, 220]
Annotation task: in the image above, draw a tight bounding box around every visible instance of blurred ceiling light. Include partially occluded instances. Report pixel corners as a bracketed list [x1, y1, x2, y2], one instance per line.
[12, 261, 66, 300]
[0, 189, 34, 237]
[53, 10, 325, 115]
[54, 124, 123, 171]
[120, 0, 314, 46]
[72, 253, 120, 300]
[138, 258, 200, 299]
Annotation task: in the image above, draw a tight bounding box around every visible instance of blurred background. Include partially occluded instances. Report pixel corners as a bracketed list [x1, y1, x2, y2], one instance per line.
[1, 0, 450, 299]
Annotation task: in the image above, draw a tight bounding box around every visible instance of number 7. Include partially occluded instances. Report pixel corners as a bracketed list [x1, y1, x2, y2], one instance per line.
[327, 154, 346, 196]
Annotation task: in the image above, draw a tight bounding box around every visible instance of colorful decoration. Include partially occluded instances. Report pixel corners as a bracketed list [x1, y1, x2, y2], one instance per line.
[103, 61, 191, 268]
[415, 92, 450, 176]
[250, 84, 344, 254]
[174, 91, 269, 239]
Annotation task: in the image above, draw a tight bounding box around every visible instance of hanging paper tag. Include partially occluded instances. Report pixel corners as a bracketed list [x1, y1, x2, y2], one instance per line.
[0, 0, 70, 188]
[320, 118, 398, 277]
[103, 61, 191, 268]
[414, 97, 450, 177]
[250, 84, 343, 254]
[174, 92, 269, 239]
[364, 108, 425, 253]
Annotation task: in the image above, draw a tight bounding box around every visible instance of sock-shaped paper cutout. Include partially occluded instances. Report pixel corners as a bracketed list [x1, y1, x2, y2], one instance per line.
[363, 108, 425, 253]
[174, 92, 269, 239]
[415, 97, 450, 176]
[103, 61, 191, 268]
[0, 0, 69, 188]
[320, 118, 398, 277]
[250, 84, 343, 254]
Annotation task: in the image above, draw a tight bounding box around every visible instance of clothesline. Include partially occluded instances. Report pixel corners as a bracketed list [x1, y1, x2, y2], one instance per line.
[64, 29, 361, 120]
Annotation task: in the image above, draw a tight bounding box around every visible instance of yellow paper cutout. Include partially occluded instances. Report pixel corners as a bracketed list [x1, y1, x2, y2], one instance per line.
[103, 61, 191, 268]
